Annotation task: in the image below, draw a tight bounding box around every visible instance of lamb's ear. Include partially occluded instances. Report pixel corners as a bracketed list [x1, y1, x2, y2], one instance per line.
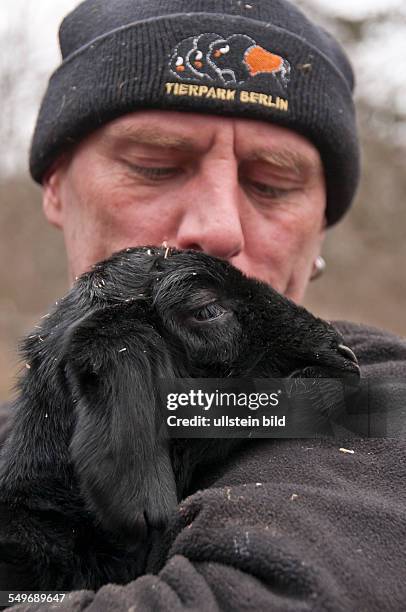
[62, 304, 177, 543]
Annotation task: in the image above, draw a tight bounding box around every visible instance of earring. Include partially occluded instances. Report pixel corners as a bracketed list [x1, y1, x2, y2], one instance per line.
[310, 256, 326, 281]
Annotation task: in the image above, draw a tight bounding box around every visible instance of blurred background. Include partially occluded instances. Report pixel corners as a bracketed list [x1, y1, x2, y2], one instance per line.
[1, 0, 405, 402]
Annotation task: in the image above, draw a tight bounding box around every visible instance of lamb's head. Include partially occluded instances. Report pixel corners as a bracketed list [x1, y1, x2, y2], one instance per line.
[12, 247, 358, 544]
[65, 245, 359, 380]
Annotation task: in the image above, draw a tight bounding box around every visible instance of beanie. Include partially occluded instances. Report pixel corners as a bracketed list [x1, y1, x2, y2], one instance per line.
[29, 0, 360, 226]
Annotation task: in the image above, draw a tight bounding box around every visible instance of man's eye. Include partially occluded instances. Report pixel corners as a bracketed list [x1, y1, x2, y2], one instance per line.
[248, 181, 292, 198]
[129, 164, 179, 179]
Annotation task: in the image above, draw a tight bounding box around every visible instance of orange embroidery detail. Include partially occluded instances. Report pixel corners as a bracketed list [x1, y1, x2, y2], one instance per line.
[245, 46, 283, 76]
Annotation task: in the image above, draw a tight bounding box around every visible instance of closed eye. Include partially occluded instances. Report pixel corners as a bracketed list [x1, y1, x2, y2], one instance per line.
[128, 164, 179, 180]
[190, 302, 228, 322]
[246, 180, 294, 199]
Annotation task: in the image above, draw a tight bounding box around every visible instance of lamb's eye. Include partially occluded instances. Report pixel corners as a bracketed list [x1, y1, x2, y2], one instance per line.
[191, 302, 228, 322]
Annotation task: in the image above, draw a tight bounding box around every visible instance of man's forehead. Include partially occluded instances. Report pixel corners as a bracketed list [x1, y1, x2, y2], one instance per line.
[99, 111, 322, 169]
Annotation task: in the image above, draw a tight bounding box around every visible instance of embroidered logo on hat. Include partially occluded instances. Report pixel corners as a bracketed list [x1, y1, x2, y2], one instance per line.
[169, 33, 291, 88]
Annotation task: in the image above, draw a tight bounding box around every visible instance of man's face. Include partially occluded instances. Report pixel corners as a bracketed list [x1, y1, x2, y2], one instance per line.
[43, 110, 326, 303]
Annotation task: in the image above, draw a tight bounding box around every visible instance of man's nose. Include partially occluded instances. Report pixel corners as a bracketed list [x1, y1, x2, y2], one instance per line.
[174, 162, 245, 260]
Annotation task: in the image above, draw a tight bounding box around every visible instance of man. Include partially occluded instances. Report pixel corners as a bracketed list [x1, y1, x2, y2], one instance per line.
[32, 0, 359, 295]
[4, 0, 406, 610]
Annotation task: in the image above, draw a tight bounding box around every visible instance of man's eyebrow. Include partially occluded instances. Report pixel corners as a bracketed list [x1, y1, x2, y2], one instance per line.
[106, 126, 200, 152]
[250, 148, 321, 177]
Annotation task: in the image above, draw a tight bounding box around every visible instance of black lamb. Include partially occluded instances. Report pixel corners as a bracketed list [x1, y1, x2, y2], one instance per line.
[0, 246, 359, 593]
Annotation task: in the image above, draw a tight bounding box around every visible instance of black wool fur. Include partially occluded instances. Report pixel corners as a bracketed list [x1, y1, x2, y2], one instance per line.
[0, 247, 359, 593]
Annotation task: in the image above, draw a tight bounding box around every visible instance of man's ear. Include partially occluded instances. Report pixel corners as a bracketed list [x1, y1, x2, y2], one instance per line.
[42, 156, 70, 229]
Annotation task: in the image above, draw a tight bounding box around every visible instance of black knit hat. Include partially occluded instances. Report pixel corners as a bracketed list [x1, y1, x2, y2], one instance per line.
[30, 0, 360, 226]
